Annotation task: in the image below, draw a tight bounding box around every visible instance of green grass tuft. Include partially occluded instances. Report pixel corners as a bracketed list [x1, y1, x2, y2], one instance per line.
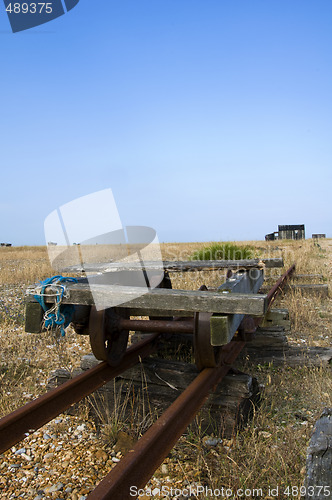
[191, 242, 257, 261]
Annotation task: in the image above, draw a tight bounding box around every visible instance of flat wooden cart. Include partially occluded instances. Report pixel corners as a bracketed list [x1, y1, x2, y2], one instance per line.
[25, 258, 284, 370]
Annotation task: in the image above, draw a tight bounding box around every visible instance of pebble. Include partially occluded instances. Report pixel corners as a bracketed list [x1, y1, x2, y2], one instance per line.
[47, 482, 64, 493]
[44, 452, 54, 462]
[114, 431, 135, 455]
[14, 448, 26, 455]
[202, 436, 223, 447]
[63, 451, 74, 461]
[161, 464, 168, 475]
[94, 450, 108, 462]
[76, 425, 86, 433]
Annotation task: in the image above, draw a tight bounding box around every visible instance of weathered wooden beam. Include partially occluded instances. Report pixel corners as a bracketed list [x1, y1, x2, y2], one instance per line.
[291, 273, 324, 281]
[126, 308, 193, 317]
[49, 355, 262, 438]
[63, 258, 283, 274]
[288, 284, 329, 297]
[260, 308, 291, 330]
[26, 283, 268, 316]
[25, 302, 44, 333]
[265, 274, 324, 281]
[239, 326, 332, 367]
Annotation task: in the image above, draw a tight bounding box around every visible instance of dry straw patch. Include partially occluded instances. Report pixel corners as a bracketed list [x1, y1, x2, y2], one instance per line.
[284, 290, 330, 346]
[0, 246, 53, 285]
[0, 322, 91, 418]
[277, 239, 331, 347]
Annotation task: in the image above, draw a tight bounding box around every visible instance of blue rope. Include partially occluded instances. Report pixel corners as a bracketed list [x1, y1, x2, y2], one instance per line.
[34, 276, 78, 337]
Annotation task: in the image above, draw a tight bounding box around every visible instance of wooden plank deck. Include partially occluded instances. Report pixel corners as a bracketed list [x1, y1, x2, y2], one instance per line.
[26, 283, 268, 316]
[64, 258, 283, 274]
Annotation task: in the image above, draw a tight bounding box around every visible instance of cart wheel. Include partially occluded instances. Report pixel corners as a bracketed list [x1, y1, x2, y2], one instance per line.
[193, 311, 222, 371]
[89, 306, 129, 366]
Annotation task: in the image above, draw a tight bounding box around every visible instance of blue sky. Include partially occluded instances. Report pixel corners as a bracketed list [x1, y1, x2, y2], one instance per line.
[0, 0, 331, 245]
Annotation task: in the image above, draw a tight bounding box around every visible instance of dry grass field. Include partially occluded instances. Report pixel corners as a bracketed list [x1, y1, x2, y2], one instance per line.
[0, 239, 331, 499]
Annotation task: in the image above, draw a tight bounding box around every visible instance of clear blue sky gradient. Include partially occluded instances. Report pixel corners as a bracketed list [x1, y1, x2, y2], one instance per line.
[1, 0, 331, 245]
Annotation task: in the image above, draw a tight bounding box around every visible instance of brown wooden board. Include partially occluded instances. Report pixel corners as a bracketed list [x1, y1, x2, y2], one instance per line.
[63, 258, 283, 274]
[288, 284, 329, 297]
[26, 283, 268, 316]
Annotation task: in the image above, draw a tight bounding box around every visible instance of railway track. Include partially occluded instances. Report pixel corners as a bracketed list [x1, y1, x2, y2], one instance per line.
[0, 263, 295, 499]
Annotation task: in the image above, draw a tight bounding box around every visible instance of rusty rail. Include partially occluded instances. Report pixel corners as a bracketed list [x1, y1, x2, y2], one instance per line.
[0, 334, 160, 455]
[266, 263, 296, 308]
[87, 340, 245, 500]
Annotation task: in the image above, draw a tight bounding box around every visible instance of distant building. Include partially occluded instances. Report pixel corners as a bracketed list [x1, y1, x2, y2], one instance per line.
[265, 232, 279, 241]
[265, 224, 305, 241]
[278, 225, 305, 240]
[312, 234, 326, 239]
